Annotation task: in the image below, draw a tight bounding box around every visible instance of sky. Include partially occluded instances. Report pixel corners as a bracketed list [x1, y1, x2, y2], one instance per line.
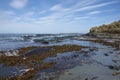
[0, 0, 120, 33]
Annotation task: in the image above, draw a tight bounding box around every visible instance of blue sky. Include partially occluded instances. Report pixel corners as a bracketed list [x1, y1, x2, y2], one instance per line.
[0, 0, 120, 33]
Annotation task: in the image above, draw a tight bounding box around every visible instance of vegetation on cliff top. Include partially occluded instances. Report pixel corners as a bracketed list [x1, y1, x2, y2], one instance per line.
[90, 20, 120, 34]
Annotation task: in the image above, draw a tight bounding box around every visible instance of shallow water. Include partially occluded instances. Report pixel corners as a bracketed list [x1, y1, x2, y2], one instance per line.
[0, 64, 17, 78]
[0, 64, 28, 78]
[33, 40, 120, 80]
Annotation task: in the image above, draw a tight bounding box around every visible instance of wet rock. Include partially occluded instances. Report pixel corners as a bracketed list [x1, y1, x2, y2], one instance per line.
[114, 66, 120, 70]
[0, 53, 2, 56]
[81, 59, 86, 63]
[104, 53, 109, 56]
[23, 48, 50, 57]
[73, 54, 79, 58]
[83, 53, 89, 56]
[85, 78, 88, 80]
[0, 51, 3, 56]
[89, 48, 95, 51]
[108, 65, 120, 70]
[95, 48, 99, 51]
[68, 72, 72, 75]
[38, 72, 56, 80]
[91, 76, 98, 80]
[49, 77, 55, 80]
[117, 52, 120, 54]
[4, 50, 19, 56]
[34, 39, 49, 44]
[42, 41, 49, 44]
[57, 58, 60, 60]
[109, 51, 113, 54]
[112, 60, 117, 63]
[80, 50, 88, 54]
[108, 66, 114, 69]
[112, 71, 120, 76]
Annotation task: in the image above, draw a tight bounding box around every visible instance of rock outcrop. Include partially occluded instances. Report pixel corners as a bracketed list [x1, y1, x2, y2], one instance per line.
[89, 20, 120, 38]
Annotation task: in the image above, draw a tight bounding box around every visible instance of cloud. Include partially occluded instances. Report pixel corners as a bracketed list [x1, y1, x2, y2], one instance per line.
[5, 0, 118, 24]
[88, 11, 101, 15]
[0, 10, 15, 23]
[50, 0, 98, 12]
[49, 0, 117, 18]
[38, 10, 47, 14]
[72, 1, 117, 12]
[70, 0, 98, 9]
[7, 1, 116, 25]
[10, 0, 28, 9]
[50, 4, 63, 11]
[47, 1, 115, 23]
[74, 16, 89, 20]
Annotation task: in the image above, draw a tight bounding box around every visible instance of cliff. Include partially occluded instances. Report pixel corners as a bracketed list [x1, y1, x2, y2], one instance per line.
[89, 20, 120, 38]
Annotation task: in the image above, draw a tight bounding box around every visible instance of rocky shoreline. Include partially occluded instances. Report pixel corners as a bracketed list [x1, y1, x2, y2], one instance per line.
[0, 45, 88, 80]
[0, 34, 120, 80]
[74, 34, 120, 49]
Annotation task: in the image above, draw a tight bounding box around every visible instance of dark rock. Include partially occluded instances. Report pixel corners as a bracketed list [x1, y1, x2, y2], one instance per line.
[73, 54, 79, 58]
[104, 53, 109, 56]
[108, 65, 120, 70]
[109, 51, 113, 53]
[85, 78, 88, 80]
[81, 50, 88, 54]
[108, 65, 114, 69]
[112, 71, 120, 76]
[34, 39, 49, 44]
[91, 76, 98, 80]
[112, 60, 117, 63]
[89, 48, 95, 51]
[118, 52, 120, 54]
[114, 66, 120, 70]
[41, 41, 49, 44]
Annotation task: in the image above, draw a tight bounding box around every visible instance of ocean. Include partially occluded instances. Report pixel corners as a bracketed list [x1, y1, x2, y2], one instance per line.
[0, 33, 82, 51]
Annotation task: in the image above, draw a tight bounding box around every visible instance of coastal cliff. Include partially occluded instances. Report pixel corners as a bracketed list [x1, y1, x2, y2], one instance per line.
[89, 20, 120, 38]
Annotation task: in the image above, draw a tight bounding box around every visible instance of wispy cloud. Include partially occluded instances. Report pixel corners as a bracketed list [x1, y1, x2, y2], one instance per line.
[6, 0, 117, 25]
[48, 0, 117, 18]
[10, 0, 28, 9]
[0, 10, 15, 22]
[88, 11, 101, 15]
[49, 0, 98, 13]
[38, 10, 47, 14]
[68, 0, 98, 10]
[73, 1, 117, 12]
[6, 0, 118, 24]
[74, 16, 89, 20]
[50, 4, 63, 11]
